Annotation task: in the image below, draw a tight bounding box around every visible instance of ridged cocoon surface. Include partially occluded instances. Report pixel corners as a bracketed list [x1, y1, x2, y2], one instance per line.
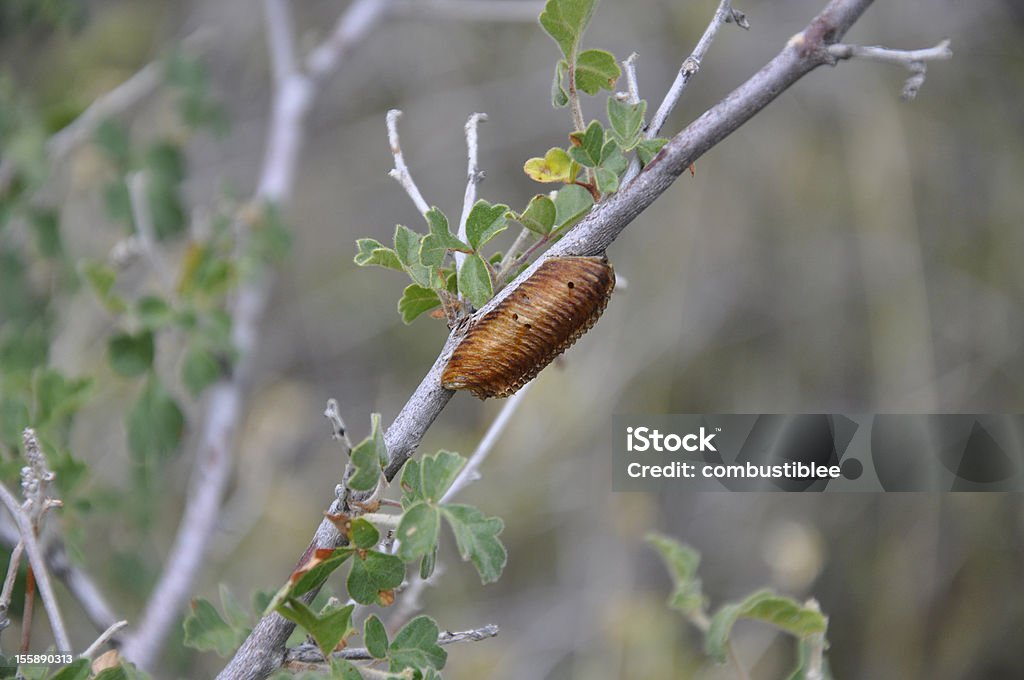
[442, 256, 615, 399]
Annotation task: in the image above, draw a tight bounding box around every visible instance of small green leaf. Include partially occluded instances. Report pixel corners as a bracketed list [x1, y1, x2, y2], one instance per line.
[270, 548, 354, 610]
[551, 60, 569, 108]
[393, 224, 433, 287]
[636, 137, 668, 166]
[441, 503, 507, 584]
[401, 458, 423, 501]
[127, 375, 184, 461]
[136, 295, 174, 329]
[607, 98, 647, 149]
[553, 184, 594, 229]
[421, 450, 465, 503]
[575, 49, 621, 95]
[389, 616, 447, 673]
[594, 167, 619, 194]
[396, 501, 441, 562]
[568, 120, 605, 168]
[347, 549, 405, 606]
[523, 147, 575, 183]
[600, 139, 628, 175]
[364, 615, 390, 659]
[646, 533, 705, 615]
[519, 195, 557, 235]
[349, 517, 380, 550]
[108, 331, 155, 377]
[183, 597, 244, 656]
[182, 347, 221, 396]
[421, 208, 471, 269]
[465, 200, 509, 251]
[398, 284, 441, 324]
[457, 253, 492, 309]
[354, 238, 403, 271]
[706, 591, 828, 663]
[538, 0, 596, 59]
[276, 599, 355, 657]
[348, 413, 386, 491]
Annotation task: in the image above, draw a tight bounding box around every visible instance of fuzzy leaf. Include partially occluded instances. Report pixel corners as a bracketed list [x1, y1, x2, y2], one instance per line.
[364, 615, 390, 659]
[347, 549, 405, 606]
[553, 184, 594, 229]
[568, 120, 605, 168]
[524, 147, 574, 183]
[575, 49, 620, 95]
[607, 97, 647, 149]
[348, 413, 386, 491]
[393, 224, 432, 287]
[183, 597, 244, 656]
[276, 599, 355, 657]
[389, 616, 447, 674]
[398, 284, 441, 324]
[647, 533, 706, 615]
[108, 331, 154, 377]
[706, 591, 828, 663]
[396, 501, 441, 563]
[441, 503, 507, 584]
[538, 0, 596, 59]
[465, 200, 509, 250]
[519, 194, 557, 235]
[636, 137, 668, 166]
[354, 238, 403, 271]
[457, 253, 493, 309]
[421, 450, 466, 502]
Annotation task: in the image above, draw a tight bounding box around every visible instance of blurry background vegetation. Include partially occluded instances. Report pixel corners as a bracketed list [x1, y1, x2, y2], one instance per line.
[1, 0, 1023, 678]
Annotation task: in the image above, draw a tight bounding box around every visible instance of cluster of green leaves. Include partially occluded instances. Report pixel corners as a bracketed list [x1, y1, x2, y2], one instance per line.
[354, 186, 604, 324]
[541, 0, 620, 105]
[346, 421, 506, 585]
[396, 451, 507, 585]
[355, 202, 504, 322]
[527, 0, 668, 196]
[647, 534, 833, 679]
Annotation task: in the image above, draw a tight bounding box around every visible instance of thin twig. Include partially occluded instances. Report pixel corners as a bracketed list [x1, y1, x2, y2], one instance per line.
[827, 39, 952, 100]
[0, 481, 70, 652]
[496, 227, 535, 281]
[623, 0, 747, 186]
[121, 0, 391, 671]
[621, 52, 641, 105]
[0, 518, 119, 634]
[441, 381, 531, 503]
[455, 112, 488, 276]
[647, 0, 748, 140]
[0, 537, 23, 632]
[386, 110, 431, 216]
[323, 398, 355, 454]
[80, 620, 129, 660]
[727, 641, 752, 680]
[127, 171, 173, 290]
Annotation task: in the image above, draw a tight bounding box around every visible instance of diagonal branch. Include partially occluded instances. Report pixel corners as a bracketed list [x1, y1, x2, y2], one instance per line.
[455, 112, 488, 275]
[220, 1, 953, 677]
